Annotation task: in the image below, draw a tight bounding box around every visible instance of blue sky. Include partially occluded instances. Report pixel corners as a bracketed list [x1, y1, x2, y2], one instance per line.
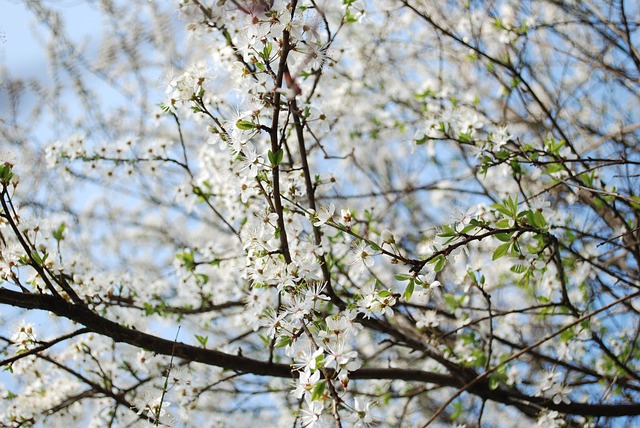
[1, 0, 103, 77]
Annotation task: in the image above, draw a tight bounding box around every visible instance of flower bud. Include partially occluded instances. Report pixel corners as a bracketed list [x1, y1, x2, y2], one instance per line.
[381, 229, 395, 244]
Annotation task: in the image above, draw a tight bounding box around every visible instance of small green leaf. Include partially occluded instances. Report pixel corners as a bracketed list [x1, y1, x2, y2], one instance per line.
[534, 210, 546, 228]
[545, 163, 563, 174]
[195, 334, 209, 347]
[494, 150, 510, 160]
[443, 294, 460, 311]
[493, 203, 513, 218]
[495, 232, 513, 242]
[438, 224, 457, 238]
[434, 255, 446, 272]
[415, 135, 428, 145]
[30, 250, 48, 266]
[492, 242, 511, 260]
[275, 335, 292, 348]
[402, 279, 415, 301]
[0, 164, 14, 185]
[510, 264, 528, 274]
[458, 224, 476, 235]
[458, 132, 471, 143]
[495, 219, 511, 229]
[236, 120, 255, 130]
[268, 149, 284, 166]
[311, 381, 326, 401]
[489, 376, 500, 390]
[52, 223, 66, 241]
[261, 43, 272, 60]
[195, 273, 209, 285]
[143, 302, 158, 316]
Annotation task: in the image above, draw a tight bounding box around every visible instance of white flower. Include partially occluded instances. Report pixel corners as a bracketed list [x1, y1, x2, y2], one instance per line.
[237, 175, 258, 203]
[380, 229, 395, 244]
[534, 369, 572, 405]
[320, 310, 363, 341]
[452, 205, 477, 232]
[236, 143, 264, 178]
[325, 340, 360, 373]
[292, 367, 321, 400]
[11, 321, 37, 351]
[353, 398, 376, 427]
[300, 397, 325, 427]
[284, 294, 313, 321]
[416, 310, 440, 329]
[304, 282, 331, 305]
[536, 410, 565, 427]
[348, 242, 375, 271]
[258, 308, 287, 337]
[506, 365, 519, 385]
[340, 208, 353, 229]
[360, 287, 397, 318]
[292, 346, 325, 372]
[529, 196, 551, 211]
[135, 350, 150, 374]
[166, 62, 210, 104]
[135, 391, 173, 422]
[312, 203, 335, 227]
[491, 125, 513, 150]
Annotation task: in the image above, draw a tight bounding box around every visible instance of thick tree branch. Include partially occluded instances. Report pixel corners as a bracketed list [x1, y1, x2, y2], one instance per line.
[2, 287, 640, 418]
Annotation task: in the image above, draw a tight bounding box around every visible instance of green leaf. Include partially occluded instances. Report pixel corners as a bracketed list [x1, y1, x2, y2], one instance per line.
[143, 302, 156, 316]
[443, 294, 460, 311]
[494, 149, 510, 160]
[415, 135, 428, 145]
[495, 219, 511, 229]
[261, 43, 272, 61]
[176, 250, 196, 271]
[434, 255, 446, 273]
[402, 279, 415, 301]
[495, 232, 513, 242]
[489, 376, 500, 390]
[30, 250, 48, 266]
[534, 210, 546, 228]
[52, 223, 66, 241]
[507, 195, 519, 214]
[275, 335, 292, 348]
[458, 132, 471, 143]
[195, 273, 209, 285]
[522, 209, 535, 225]
[493, 203, 512, 218]
[195, 334, 209, 347]
[438, 224, 457, 238]
[510, 263, 528, 274]
[545, 163, 563, 174]
[268, 149, 284, 166]
[458, 224, 476, 235]
[311, 381, 326, 401]
[0, 164, 14, 185]
[492, 242, 511, 260]
[236, 120, 255, 130]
